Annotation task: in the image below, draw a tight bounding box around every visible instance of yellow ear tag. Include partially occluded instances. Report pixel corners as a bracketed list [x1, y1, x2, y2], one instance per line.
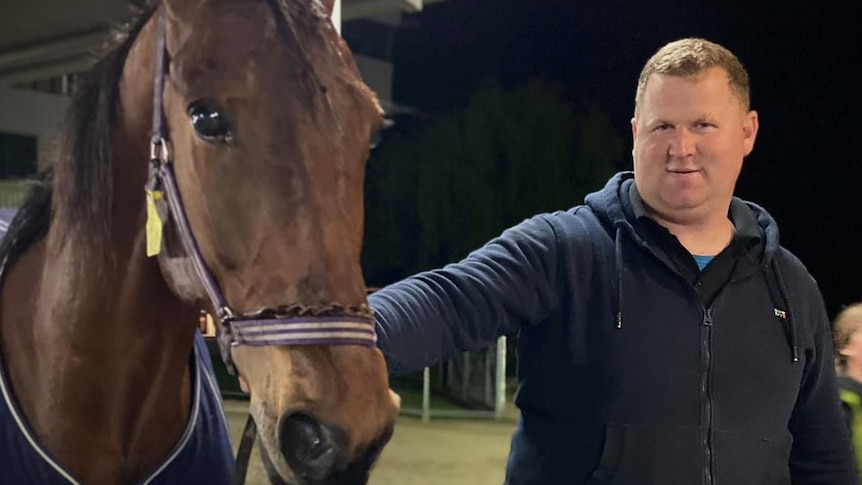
[146, 189, 164, 257]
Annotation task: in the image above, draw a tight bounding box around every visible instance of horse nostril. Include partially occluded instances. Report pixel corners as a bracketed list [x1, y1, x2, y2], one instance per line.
[280, 413, 328, 461]
[278, 412, 337, 481]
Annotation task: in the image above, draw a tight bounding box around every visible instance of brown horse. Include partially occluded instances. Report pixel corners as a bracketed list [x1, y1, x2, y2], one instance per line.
[0, 0, 399, 484]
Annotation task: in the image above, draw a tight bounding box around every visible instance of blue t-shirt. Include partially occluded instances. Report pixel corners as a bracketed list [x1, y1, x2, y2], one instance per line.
[692, 254, 715, 271]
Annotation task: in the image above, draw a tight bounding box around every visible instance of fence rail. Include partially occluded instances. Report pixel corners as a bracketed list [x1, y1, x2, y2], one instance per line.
[398, 336, 508, 422]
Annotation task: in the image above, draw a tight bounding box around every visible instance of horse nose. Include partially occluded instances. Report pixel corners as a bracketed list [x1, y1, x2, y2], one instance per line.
[278, 412, 342, 482]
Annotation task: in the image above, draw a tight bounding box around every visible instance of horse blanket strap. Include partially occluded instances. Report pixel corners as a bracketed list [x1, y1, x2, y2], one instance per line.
[146, 8, 376, 377]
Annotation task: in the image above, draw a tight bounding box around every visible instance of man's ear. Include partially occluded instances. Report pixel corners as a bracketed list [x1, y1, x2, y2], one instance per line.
[742, 110, 759, 156]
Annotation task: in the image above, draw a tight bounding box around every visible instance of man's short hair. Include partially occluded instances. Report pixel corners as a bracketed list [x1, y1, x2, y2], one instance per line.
[635, 38, 751, 116]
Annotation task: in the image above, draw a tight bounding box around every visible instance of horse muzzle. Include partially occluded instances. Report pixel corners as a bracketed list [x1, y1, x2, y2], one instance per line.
[259, 411, 389, 485]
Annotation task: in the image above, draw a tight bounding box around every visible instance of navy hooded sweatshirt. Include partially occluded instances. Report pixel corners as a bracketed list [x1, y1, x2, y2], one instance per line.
[370, 172, 855, 484]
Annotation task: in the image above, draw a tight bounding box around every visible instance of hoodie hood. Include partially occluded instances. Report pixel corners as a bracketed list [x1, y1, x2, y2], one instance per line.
[584, 171, 782, 264]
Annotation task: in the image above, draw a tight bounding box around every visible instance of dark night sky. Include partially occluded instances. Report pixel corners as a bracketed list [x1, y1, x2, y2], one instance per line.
[384, 0, 861, 317]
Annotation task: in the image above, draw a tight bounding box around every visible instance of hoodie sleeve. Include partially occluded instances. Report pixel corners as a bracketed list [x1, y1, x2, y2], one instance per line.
[788, 283, 857, 484]
[369, 214, 560, 376]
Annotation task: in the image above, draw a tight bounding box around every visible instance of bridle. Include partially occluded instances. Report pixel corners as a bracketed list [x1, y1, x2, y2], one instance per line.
[145, 8, 376, 483]
[147, 8, 376, 371]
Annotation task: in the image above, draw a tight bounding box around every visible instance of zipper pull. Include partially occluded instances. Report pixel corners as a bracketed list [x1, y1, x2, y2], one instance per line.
[703, 308, 713, 326]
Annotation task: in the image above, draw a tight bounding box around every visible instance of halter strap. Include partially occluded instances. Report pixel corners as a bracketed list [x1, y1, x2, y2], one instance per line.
[151, 10, 167, 140]
[147, 8, 376, 375]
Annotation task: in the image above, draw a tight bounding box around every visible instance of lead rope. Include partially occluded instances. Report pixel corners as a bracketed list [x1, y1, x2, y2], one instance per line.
[232, 414, 257, 485]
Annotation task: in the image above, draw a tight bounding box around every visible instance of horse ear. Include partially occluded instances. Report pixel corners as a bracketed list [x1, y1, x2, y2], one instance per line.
[160, 0, 198, 53]
[161, 0, 195, 26]
[319, 0, 337, 16]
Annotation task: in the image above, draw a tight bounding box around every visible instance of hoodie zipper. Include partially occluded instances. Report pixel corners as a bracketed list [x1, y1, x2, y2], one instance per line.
[700, 306, 714, 485]
[695, 273, 762, 485]
[620, 224, 777, 484]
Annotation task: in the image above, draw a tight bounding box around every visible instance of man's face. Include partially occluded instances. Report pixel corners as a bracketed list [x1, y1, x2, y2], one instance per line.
[631, 67, 758, 224]
[842, 330, 862, 370]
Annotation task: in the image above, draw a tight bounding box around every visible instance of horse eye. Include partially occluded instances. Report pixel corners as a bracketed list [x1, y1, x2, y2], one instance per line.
[188, 102, 232, 143]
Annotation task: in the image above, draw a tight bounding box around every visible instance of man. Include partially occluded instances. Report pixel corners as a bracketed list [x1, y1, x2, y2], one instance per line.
[370, 38, 855, 484]
[834, 302, 862, 475]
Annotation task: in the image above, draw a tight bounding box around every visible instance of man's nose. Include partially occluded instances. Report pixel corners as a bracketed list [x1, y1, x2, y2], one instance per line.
[669, 128, 696, 157]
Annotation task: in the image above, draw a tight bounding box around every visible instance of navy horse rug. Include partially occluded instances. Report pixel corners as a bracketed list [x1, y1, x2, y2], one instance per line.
[0, 208, 235, 484]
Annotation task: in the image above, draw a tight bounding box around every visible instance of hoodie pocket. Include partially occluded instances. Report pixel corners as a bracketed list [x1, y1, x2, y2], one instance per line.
[585, 422, 700, 485]
[713, 429, 792, 484]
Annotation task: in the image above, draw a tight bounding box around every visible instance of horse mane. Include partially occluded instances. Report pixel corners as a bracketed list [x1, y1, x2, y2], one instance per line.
[0, 6, 155, 269]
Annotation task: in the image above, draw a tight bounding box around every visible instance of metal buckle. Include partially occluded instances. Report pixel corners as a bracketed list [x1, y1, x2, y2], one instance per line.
[149, 135, 172, 164]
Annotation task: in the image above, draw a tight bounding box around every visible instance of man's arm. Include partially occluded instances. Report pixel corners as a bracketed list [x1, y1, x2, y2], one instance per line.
[370, 215, 561, 376]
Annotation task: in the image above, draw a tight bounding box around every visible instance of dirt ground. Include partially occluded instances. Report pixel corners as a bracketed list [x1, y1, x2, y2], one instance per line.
[224, 400, 516, 485]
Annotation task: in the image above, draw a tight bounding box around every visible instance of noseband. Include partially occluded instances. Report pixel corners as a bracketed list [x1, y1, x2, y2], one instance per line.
[145, 10, 376, 375]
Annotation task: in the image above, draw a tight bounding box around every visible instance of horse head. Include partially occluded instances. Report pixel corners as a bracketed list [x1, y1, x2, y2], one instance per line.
[123, 0, 399, 482]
